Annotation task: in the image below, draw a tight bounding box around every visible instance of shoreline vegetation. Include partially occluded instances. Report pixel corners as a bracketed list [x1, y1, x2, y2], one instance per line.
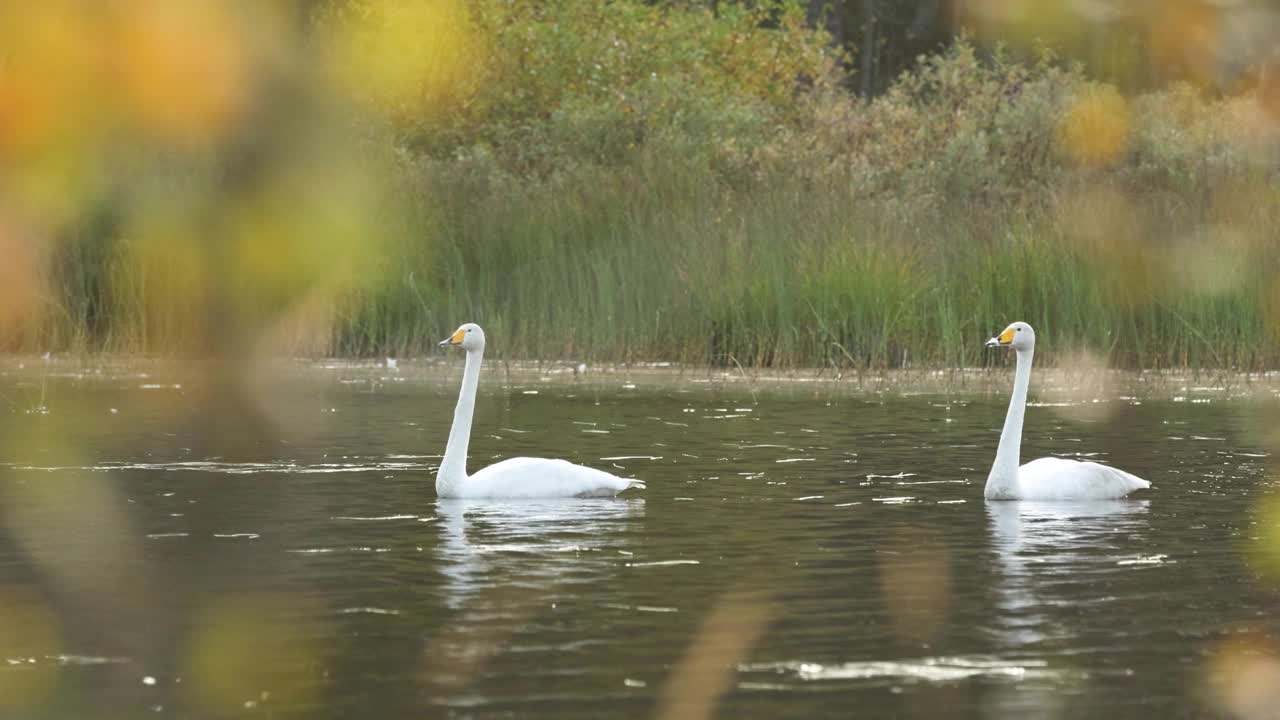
[3, 356, 1279, 401]
[5, 1, 1278, 370]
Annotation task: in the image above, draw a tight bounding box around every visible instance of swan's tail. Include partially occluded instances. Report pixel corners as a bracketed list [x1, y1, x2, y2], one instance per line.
[578, 478, 646, 498]
[1116, 467, 1151, 493]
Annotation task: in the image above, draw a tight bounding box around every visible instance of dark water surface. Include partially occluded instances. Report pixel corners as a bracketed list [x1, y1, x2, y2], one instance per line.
[1, 363, 1278, 719]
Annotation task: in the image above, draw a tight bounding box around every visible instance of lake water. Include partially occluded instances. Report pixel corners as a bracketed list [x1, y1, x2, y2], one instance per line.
[1, 361, 1278, 719]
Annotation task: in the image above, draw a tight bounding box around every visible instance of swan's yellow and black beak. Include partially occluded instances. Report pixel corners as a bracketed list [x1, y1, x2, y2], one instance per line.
[438, 328, 466, 347]
[985, 327, 1015, 348]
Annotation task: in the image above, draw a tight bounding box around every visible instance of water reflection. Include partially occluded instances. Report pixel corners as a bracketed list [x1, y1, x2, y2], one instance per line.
[423, 498, 645, 695]
[433, 498, 645, 610]
[986, 500, 1151, 647]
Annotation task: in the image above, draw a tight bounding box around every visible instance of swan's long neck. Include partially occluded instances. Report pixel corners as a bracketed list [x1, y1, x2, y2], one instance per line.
[437, 348, 482, 496]
[986, 347, 1032, 499]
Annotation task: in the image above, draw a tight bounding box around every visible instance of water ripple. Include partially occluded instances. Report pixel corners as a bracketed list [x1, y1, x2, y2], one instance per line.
[742, 655, 1076, 684]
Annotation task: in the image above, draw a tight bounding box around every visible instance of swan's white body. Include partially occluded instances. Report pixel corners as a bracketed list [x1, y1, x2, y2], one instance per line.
[456, 457, 639, 498]
[436, 323, 644, 499]
[985, 322, 1150, 501]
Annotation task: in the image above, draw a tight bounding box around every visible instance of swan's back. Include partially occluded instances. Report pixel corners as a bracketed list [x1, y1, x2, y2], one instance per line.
[450, 457, 645, 499]
[1014, 457, 1150, 501]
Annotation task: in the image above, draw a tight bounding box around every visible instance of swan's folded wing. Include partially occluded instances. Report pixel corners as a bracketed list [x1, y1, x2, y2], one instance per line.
[464, 457, 643, 498]
[1018, 457, 1150, 500]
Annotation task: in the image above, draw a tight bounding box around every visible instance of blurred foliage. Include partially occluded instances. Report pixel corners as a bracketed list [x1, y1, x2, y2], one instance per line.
[0, 0, 400, 357]
[798, 0, 1277, 100]
[183, 593, 324, 714]
[0, 589, 61, 714]
[319, 0, 839, 171]
[0, 0, 1276, 368]
[1057, 84, 1130, 168]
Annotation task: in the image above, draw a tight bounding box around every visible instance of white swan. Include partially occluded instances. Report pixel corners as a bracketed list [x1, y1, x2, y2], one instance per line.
[984, 322, 1150, 501]
[435, 323, 645, 499]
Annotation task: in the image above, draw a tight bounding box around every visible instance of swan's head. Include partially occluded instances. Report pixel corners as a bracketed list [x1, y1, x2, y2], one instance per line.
[439, 323, 485, 352]
[986, 321, 1035, 352]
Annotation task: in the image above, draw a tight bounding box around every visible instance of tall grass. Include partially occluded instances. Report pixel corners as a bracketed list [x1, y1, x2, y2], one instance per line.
[28, 129, 1280, 369]
[317, 159, 1276, 369]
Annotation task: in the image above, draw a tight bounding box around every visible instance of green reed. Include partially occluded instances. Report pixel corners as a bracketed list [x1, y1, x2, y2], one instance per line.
[320, 158, 1278, 370]
[29, 147, 1274, 371]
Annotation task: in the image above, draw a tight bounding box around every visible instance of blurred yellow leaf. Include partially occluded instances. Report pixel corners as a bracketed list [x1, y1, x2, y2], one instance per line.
[1058, 85, 1131, 167]
[654, 590, 772, 720]
[877, 535, 952, 644]
[184, 594, 324, 715]
[1145, 0, 1220, 86]
[1207, 635, 1280, 720]
[324, 0, 484, 124]
[0, 589, 62, 713]
[0, 223, 50, 349]
[112, 0, 250, 147]
[0, 1, 101, 158]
